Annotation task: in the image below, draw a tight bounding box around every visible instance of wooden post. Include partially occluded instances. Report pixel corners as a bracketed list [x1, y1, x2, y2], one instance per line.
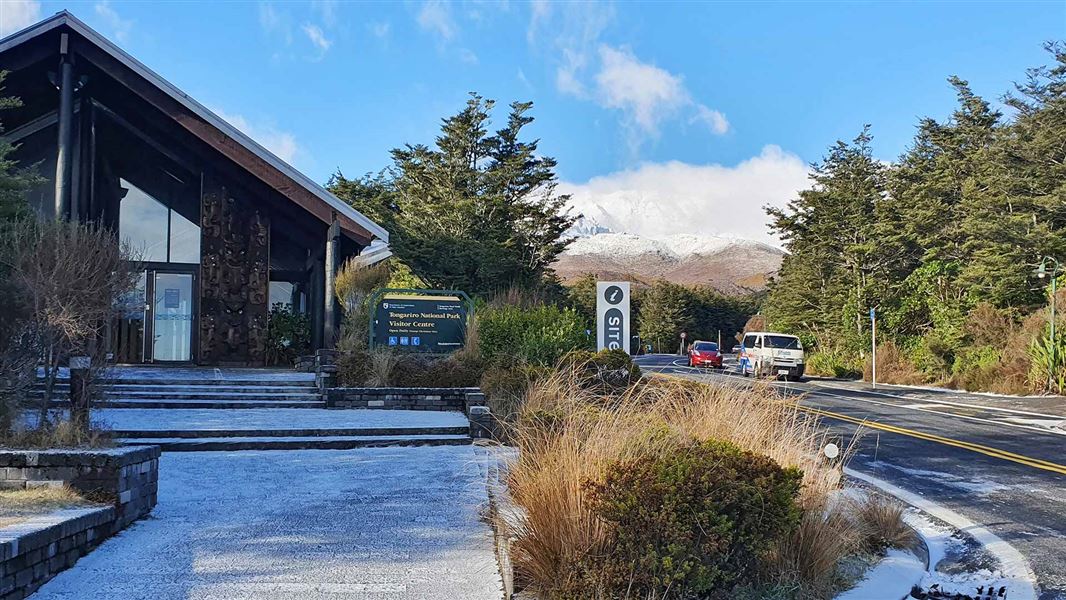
[54, 33, 75, 220]
[323, 217, 340, 349]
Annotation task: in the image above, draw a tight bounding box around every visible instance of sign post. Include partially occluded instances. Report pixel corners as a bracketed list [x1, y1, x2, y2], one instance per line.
[596, 282, 631, 354]
[679, 331, 687, 355]
[870, 307, 877, 389]
[369, 289, 472, 353]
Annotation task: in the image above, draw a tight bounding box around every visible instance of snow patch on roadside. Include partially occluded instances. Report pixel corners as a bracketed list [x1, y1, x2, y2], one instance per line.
[845, 468, 1038, 600]
[835, 548, 925, 600]
[907, 511, 1030, 599]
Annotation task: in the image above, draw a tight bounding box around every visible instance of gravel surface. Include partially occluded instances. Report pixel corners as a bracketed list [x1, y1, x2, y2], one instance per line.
[33, 447, 503, 600]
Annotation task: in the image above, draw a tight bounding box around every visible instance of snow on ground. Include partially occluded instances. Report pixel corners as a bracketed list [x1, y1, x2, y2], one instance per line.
[835, 548, 925, 600]
[907, 511, 1035, 599]
[89, 408, 469, 431]
[33, 446, 503, 600]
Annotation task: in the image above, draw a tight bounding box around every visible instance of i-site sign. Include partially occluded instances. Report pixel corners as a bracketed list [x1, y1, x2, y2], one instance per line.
[596, 281, 631, 354]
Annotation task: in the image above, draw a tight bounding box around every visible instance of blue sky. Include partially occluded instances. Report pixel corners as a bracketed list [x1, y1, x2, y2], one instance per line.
[2, 0, 1063, 243]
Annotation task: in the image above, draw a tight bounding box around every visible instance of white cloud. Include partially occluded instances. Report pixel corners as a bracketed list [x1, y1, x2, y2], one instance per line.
[586, 45, 730, 148]
[595, 45, 689, 137]
[417, 0, 456, 42]
[560, 146, 810, 246]
[94, 1, 133, 44]
[0, 0, 41, 36]
[210, 107, 303, 166]
[529, 6, 725, 150]
[259, 2, 290, 43]
[302, 23, 332, 59]
[692, 104, 730, 135]
[370, 21, 391, 39]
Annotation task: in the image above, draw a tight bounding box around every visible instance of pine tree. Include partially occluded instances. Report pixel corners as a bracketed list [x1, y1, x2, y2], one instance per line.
[331, 94, 575, 297]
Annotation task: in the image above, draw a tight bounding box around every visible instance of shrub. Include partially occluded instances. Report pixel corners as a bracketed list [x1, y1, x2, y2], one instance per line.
[864, 340, 927, 386]
[584, 438, 803, 596]
[0, 220, 138, 433]
[480, 363, 551, 422]
[948, 345, 1003, 392]
[505, 370, 847, 599]
[390, 351, 485, 388]
[478, 304, 589, 366]
[559, 348, 642, 392]
[265, 303, 311, 366]
[805, 350, 862, 379]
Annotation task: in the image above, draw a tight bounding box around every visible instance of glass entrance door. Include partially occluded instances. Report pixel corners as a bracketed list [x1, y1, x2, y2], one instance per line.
[149, 272, 195, 362]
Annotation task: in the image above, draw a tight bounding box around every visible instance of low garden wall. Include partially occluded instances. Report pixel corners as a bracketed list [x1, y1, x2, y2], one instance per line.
[0, 447, 160, 599]
[0, 506, 115, 600]
[326, 387, 497, 439]
[326, 387, 481, 411]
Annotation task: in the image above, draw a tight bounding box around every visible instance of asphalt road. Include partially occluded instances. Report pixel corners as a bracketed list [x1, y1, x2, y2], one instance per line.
[634, 353, 1066, 600]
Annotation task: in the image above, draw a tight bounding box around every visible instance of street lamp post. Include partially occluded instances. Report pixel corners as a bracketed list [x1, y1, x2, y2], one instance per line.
[1036, 257, 1060, 390]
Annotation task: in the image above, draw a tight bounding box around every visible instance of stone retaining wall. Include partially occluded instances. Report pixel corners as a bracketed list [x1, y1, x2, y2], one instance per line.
[0, 507, 114, 600]
[0, 447, 160, 530]
[326, 387, 481, 411]
[0, 447, 161, 598]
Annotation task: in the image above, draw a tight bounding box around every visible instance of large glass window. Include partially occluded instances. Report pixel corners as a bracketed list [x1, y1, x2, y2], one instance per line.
[118, 178, 200, 264]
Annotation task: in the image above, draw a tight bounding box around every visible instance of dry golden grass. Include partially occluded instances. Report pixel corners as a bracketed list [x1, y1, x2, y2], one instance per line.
[504, 367, 862, 598]
[853, 493, 916, 553]
[0, 485, 92, 528]
[363, 350, 399, 387]
[0, 419, 113, 449]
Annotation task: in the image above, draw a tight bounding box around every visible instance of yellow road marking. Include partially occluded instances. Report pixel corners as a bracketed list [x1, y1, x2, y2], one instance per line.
[651, 370, 1066, 476]
[799, 405, 1066, 476]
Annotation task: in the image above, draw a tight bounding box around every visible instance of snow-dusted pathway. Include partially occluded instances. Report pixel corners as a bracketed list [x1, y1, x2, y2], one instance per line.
[33, 447, 503, 600]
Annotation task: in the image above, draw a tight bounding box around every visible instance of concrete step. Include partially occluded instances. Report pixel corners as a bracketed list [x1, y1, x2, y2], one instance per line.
[102, 384, 318, 393]
[38, 378, 315, 388]
[100, 391, 321, 401]
[117, 434, 472, 451]
[112, 426, 471, 439]
[54, 399, 327, 409]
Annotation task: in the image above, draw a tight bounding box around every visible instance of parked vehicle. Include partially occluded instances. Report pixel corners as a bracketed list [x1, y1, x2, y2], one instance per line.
[688, 340, 723, 368]
[738, 332, 805, 380]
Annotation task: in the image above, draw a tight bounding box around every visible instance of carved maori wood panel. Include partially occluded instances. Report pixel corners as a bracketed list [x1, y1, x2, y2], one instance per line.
[198, 175, 269, 365]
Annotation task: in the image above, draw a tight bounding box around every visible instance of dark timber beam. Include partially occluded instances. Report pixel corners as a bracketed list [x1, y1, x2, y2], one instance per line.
[323, 216, 340, 349]
[54, 33, 74, 220]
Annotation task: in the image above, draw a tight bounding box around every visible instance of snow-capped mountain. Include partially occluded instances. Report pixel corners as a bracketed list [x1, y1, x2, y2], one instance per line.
[553, 231, 785, 294]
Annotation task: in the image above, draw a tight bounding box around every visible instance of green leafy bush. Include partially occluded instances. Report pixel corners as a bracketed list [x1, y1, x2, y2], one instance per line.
[1028, 329, 1066, 394]
[265, 303, 311, 366]
[583, 438, 803, 597]
[477, 304, 590, 366]
[805, 350, 862, 379]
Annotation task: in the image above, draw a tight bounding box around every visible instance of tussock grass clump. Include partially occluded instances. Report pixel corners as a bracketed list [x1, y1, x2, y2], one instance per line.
[853, 493, 916, 553]
[504, 368, 860, 599]
[1, 418, 113, 449]
[0, 485, 93, 528]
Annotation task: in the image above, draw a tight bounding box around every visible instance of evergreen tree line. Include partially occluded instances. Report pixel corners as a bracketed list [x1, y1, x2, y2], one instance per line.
[764, 45, 1066, 393]
[567, 275, 758, 354]
[328, 92, 759, 354]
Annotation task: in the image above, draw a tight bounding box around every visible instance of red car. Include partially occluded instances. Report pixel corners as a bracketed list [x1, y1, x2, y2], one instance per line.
[688, 341, 723, 368]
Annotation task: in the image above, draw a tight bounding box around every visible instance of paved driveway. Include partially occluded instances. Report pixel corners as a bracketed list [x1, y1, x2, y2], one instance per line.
[34, 447, 503, 600]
